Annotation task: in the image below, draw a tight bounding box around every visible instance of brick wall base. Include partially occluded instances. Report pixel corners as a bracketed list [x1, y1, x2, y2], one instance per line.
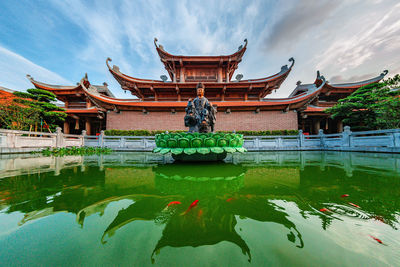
[106, 110, 298, 131]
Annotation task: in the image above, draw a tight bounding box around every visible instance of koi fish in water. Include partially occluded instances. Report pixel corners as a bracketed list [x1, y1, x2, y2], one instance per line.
[181, 200, 199, 215]
[167, 201, 181, 207]
[348, 202, 361, 208]
[341, 194, 349, 198]
[368, 235, 383, 244]
[226, 197, 235, 202]
[162, 201, 181, 211]
[319, 208, 331, 212]
[197, 209, 203, 219]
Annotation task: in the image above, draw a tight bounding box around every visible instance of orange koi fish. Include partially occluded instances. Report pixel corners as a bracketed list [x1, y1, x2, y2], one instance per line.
[349, 202, 361, 208]
[226, 197, 235, 202]
[341, 194, 349, 198]
[368, 235, 383, 244]
[167, 201, 181, 207]
[197, 209, 203, 219]
[181, 200, 199, 215]
[319, 208, 331, 212]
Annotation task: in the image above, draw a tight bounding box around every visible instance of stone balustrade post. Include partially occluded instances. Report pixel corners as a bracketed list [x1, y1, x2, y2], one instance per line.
[142, 137, 146, 149]
[298, 130, 304, 148]
[342, 126, 351, 147]
[6, 131, 16, 148]
[120, 136, 126, 148]
[81, 130, 87, 147]
[276, 137, 282, 148]
[56, 127, 63, 148]
[318, 129, 325, 148]
[254, 137, 260, 150]
[392, 130, 400, 148]
[99, 130, 104, 147]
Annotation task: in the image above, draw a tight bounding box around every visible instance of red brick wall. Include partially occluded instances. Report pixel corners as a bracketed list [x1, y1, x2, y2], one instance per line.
[107, 110, 298, 131]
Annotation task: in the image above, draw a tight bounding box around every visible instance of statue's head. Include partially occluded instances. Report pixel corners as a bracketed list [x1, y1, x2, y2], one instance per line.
[196, 83, 205, 97]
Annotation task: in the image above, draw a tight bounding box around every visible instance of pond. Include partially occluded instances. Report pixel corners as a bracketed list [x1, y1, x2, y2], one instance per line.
[0, 152, 399, 266]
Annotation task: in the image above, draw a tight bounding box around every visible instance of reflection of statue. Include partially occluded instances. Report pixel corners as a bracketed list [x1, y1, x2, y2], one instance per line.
[185, 83, 217, 133]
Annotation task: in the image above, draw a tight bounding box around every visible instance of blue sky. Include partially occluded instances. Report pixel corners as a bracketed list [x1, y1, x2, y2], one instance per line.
[0, 0, 399, 98]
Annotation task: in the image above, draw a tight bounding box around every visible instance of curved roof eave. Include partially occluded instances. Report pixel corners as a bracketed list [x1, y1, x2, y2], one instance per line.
[316, 70, 388, 90]
[26, 74, 82, 91]
[106, 57, 294, 87]
[79, 73, 325, 109]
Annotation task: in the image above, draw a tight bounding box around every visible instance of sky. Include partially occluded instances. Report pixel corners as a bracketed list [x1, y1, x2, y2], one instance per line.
[0, 0, 399, 99]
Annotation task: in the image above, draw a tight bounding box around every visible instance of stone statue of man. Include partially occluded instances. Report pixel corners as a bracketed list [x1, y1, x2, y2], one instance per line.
[184, 83, 216, 133]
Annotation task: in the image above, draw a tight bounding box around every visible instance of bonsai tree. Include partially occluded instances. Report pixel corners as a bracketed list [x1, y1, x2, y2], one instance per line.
[13, 88, 67, 132]
[326, 74, 400, 130]
[0, 102, 41, 130]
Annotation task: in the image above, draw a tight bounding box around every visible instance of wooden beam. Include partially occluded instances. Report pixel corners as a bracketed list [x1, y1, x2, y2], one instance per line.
[133, 83, 144, 100]
[172, 60, 177, 82]
[150, 86, 158, 101]
[176, 85, 181, 101]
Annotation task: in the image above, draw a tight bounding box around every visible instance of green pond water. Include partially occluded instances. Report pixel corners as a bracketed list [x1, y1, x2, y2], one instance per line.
[0, 151, 399, 266]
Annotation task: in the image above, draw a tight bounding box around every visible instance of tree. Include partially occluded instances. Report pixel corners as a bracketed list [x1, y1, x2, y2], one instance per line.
[374, 74, 400, 129]
[13, 88, 67, 132]
[0, 103, 41, 130]
[326, 74, 400, 130]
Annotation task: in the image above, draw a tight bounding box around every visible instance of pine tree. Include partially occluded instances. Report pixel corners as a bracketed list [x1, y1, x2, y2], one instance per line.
[326, 74, 400, 130]
[13, 88, 67, 132]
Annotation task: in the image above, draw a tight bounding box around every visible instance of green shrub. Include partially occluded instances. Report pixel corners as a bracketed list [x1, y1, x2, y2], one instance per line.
[105, 129, 299, 136]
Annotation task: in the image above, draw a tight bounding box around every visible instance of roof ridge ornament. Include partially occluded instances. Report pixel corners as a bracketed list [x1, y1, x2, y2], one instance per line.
[106, 57, 120, 73]
[106, 57, 112, 69]
[238, 39, 248, 51]
[317, 70, 322, 80]
[381, 70, 388, 76]
[288, 57, 295, 68]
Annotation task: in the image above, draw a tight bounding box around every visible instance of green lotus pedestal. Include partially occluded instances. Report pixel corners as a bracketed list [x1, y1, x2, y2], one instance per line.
[153, 132, 247, 162]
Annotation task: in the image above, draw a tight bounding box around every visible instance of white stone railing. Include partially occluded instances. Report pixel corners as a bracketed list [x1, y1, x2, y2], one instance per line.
[82, 126, 400, 153]
[1, 127, 399, 154]
[0, 128, 84, 151]
[84, 131, 156, 150]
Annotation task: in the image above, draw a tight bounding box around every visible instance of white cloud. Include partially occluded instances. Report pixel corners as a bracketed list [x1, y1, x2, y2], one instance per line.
[1, 0, 399, 100]
[0, 45, 71, 91]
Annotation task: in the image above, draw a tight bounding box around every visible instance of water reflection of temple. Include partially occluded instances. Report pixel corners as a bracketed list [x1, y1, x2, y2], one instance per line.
[1, 152, 400, 261]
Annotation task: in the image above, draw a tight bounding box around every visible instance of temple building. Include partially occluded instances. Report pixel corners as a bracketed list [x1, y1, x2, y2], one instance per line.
[26, 39, 388, 135]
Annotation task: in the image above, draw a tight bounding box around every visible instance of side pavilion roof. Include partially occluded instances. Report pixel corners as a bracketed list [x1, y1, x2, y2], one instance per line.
[289, 70, 388, 98]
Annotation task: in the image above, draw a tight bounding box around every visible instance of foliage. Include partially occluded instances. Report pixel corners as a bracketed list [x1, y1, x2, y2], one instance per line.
[104, 129, 185, 136]
[217, 130, 299, 136]
[12, 89, 67, 132]
[326, 74, 400, 130]
[38, 146, 112, 157]
[105, 129, 298, 136]
[0, 103, 41, 130]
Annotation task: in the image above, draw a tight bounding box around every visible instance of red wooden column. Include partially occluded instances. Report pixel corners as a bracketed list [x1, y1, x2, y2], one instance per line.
[85, 119, 91, 135]
[63, 121, 70, 134]
[313, 118, 321, 134]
